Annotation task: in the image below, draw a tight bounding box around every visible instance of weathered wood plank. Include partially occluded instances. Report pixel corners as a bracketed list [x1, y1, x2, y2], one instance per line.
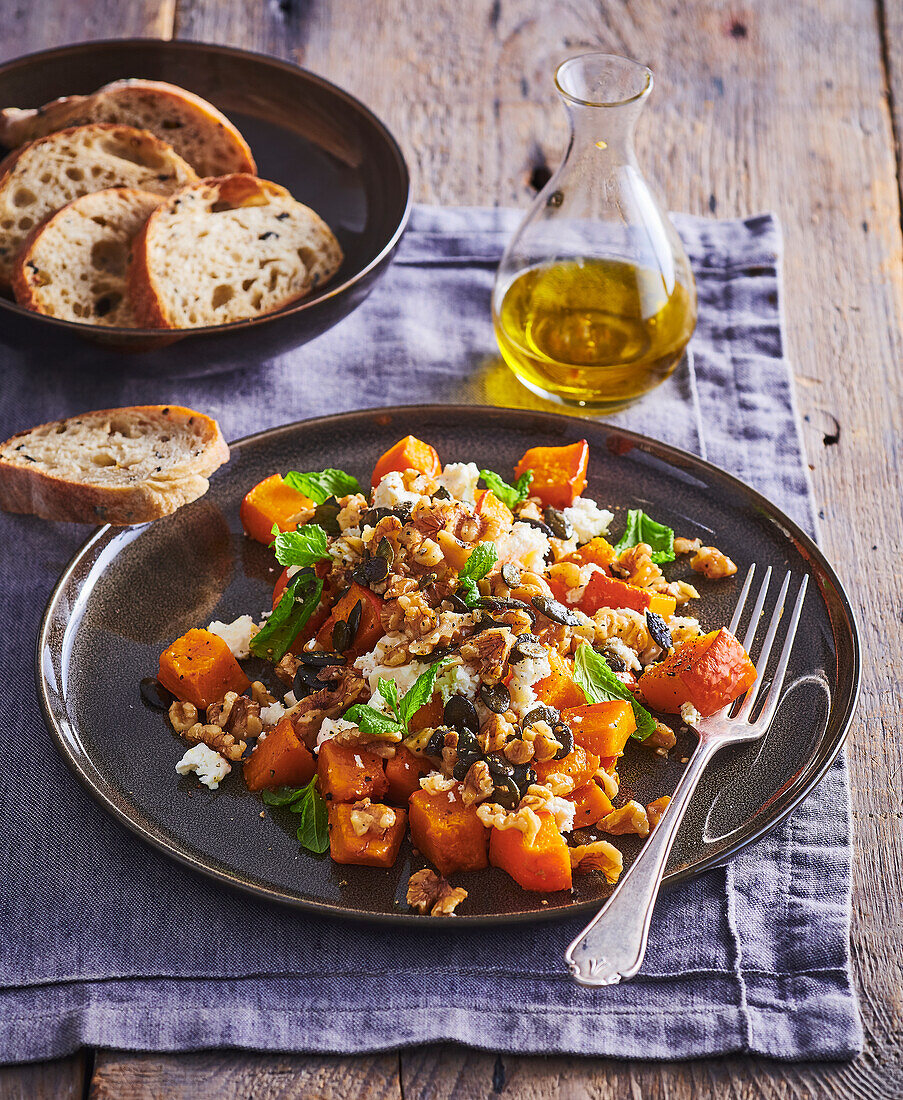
[88, 1050, 402, 1100]
[0, 1, 172, 64]
[0, 1054, 84, 1100]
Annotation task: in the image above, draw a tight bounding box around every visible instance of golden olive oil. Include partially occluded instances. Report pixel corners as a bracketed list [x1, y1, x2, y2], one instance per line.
[493, 259, 696, 408]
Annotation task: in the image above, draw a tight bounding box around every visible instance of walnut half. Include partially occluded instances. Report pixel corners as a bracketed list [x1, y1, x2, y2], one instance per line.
[461, 760, 494, 807]
[406, 868, 468, 916]
[206, 691, 263, 739]
[184, 722, 246, 762]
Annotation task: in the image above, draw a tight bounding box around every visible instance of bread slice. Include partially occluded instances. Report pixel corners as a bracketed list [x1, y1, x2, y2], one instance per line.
[0, 406, 229, 525]
[11, 187, 162, 326]
[129, 174, 344, 328]
[0, 79, 255, 177]
[0, 123, 197, 287]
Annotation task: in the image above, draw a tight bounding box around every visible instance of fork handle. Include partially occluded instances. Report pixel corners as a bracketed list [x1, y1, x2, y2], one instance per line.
[565, 736, 721, 986]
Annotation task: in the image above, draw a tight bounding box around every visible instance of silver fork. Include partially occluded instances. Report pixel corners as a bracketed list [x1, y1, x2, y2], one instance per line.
[565, 564, 808, 987]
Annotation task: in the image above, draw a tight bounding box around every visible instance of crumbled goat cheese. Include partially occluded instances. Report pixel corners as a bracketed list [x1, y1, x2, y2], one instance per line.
[680, 701, 702, 727]
[604, 636, 642, 672]
[547, 795, 577, 834]
[175, 744, 231, 789]
[496, 524, 550, 572]
[206, 614, 257, 659]
[564, 497, 614, 544]
[436, 661, 481, 703]
[355, 634, 427, 696]
[436, 461, 480, 504]
[260, 701, 287, 727]
[507, 652, 552, 719]
[317, 716, 359, 750]
[371, 470, 422, 510]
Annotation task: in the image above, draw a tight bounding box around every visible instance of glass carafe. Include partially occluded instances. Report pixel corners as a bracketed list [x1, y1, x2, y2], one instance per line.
[492, 53, 697, 410]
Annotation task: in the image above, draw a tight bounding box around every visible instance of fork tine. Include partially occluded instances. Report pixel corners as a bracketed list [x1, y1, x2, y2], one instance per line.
[753, 576, 808, 729]
[728, 563, 756, 635]
[738, 570, 790, 720]
[741, 566, 772, 654]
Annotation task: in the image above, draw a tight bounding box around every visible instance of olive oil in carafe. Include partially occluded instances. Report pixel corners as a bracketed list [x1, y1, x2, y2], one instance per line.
[493, 259, 696, 408]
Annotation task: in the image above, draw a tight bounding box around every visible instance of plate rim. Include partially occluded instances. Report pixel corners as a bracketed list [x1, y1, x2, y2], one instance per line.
[36, 404, 862, 926]
[0, 37, 413, 338]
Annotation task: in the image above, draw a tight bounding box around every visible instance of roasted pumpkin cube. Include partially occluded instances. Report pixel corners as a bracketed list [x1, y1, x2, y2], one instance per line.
[489, 811, 573, 892]
[244, 715, 316, 791]
[371, 435, 441, 486]
[240, 474, 313, 544]
[562, 700, 637, 758]
[639, 628, 757, 716]
[558, 536, 616, 570]
[566, 782, 614, 828]
[318, 740, 389, 803]
[578, 572, 676, 618]
[513, 440, 588, 510]
[408, 786, 489, 875]
[533, 649, 586, 711]
[158, 628, 250, 711]
[384, 746, 433, 805]
[327, 802, 407, 867]
[533, 743, 600, 789]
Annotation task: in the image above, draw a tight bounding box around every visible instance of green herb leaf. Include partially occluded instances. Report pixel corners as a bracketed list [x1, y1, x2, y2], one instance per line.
[479, 468, 533, 510]
[573, 642, 656, 741]
[260, 777, 329, 854]
[376, 676, 402, 723]
[612, 509, 675, 564]
[261, 786, 308, 808]
[272, 524, 329, 567]
[455, 542, 498, 608]
[284, 468, 361, 504]
[342, 703, 404, 738]
[398, 658, 452, 727]
[249, 570, 324, 662]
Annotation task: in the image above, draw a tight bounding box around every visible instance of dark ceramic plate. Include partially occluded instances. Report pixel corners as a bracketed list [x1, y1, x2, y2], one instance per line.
[0, 40, 410, 372]
[37, 406, 860, 925]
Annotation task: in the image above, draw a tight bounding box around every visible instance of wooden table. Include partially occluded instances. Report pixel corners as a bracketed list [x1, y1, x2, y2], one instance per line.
[2, 1, 900, 1096]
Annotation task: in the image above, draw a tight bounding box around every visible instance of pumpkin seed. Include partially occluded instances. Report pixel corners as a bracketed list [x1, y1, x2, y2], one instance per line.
[448, 592, 471, 613]
[313, 497, 342, 534]
[522, 704, 560, 729]
[346, 598, 363, 640]
[543, 505, 573, 540]
[139, 676, 172, 711]
[426, 726, 451, 756]
[600, 646, 626, 672]
[455, 729, 480, 755]
[434, 485, 451, 500]
[353, 555, 389, 585]
[511, 763, 537, 794]
[375, 537, 395, 566]
[298, 651, 345, 668]
[501, 562, 522, 588]
[485, 753, 514, 778]
[363, 507, 393, 527]
[418, 572, 438, 589]
[531, 594, 582, 627]
[479, 681, 510, 714]
[492, 776, 521, 809]
[422, 644, 455, 664]
[516, 516, 555, 538]
[646, 610, 673, 651]
[444, 694, 479, 735]
[509, 634, 545, 663]
[332, 618, 352, 654]
[293, 665, 324, 698]
[552, 721, 574, 759]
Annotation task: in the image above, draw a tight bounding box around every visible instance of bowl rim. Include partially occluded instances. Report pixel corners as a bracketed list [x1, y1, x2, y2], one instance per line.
[0, 37, 412, 338]
[36, 403, 862, 926]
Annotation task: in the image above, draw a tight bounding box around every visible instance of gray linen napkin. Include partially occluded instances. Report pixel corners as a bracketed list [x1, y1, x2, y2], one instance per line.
[0, 206, 861, 1062]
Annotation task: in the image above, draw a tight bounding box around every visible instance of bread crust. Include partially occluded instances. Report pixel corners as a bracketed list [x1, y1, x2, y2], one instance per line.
[0, 405, 230, 525]
[0, 79, 255, 176]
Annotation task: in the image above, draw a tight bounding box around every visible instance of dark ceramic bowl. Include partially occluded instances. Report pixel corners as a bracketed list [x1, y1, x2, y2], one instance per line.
[37, 406, 860, 925]
[0, 39, 410, 372]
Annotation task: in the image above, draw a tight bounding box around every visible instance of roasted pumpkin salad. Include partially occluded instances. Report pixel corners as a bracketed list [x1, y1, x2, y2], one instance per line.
[154, 435, 756, 915]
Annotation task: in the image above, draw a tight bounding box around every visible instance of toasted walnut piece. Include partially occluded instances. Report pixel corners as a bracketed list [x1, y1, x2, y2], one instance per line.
[673, 580, 701, 605]
[647, 795, 671, 829]
[169, 700, 199, 733]
[349, 798, 397, 837]
[413, 538, 444, 568]
[600, 800, 650, 838]
[275, 653, 301, 686]
[185, 722, 246, 762]
[593, 606, 651, 652]
[540, 772, 575, 797]
[460, 627, 515, 685]
[396, 590, 439, 639]
[337, 493, 368, 532]
[612, 543, 664, 588]
[250, 680, 276, 707]
[420, 771, 456, 795]
[596, 766, 619, 799]
[569, 840, 623, 883]
[461, 760, 495, 807]
[440, 728, 460, 775]
[509, 570, 554, 602]
[287, 668, 368, 748]
[479, 712, 517, 754]
[334, 723, 402, 750]
[285, 502, 317, 527]
[406, 868, 468, 916]
[674, 536, 703, 555]
[475, 802, 543, 846]
[547, 560, 585, 592]
[504, 737, 535, 764]
[645, 720, 677, 756]
[206, 691, 263, 739]
[690, 546, 738, 579]
[532, 729, 563, 763]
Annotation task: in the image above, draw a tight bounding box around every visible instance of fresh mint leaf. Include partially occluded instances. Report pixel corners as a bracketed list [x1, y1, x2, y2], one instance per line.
[376, 676, 402, 724]
[249, 570, 323, 662]
[573, 642, 655, 741]
[398, 658, 452, 727]
[272, 524, 329, 568]
[284, 468, 361, 504]
[459, 542, 498, 582]
[479, 468, 533, 510]
[261, 777, 329, 854]
[342, 703, 404, 738]
[612, 509, 675, 564]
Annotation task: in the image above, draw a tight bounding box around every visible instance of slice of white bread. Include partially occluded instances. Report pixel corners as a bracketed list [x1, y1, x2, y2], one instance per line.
[0, 123, 198, 287]
[128, 174, 344, 328]
[0, 79, 256, 177]
[11, 187, 163, 326]
[0, 406, 229, 525]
